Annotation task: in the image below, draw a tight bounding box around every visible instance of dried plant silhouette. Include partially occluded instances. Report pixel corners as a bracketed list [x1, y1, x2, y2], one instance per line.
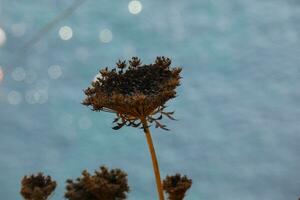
[163, 174, 192, 200]
[20, 173, 57, 200]
[82, 56, 182, 200]
[65, 166, 129, 200]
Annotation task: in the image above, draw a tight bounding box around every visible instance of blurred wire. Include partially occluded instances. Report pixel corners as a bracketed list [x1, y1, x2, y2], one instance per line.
[22, 0, 88, 50]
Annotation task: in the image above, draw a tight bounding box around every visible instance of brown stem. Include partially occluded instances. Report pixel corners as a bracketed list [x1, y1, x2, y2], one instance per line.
[141, 118, 165, 200]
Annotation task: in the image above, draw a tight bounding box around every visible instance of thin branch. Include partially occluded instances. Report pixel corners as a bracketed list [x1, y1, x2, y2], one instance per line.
[22, 0, 88, 50]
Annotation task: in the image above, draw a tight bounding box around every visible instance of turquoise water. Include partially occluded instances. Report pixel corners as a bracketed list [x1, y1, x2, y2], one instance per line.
[0, 0, 300, 199]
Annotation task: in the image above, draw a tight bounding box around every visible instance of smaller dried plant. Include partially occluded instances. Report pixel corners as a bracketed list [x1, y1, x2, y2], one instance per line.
[163, 174, 192, 200]
[65, 166, 130, 200]
[20, 173, 57, 200]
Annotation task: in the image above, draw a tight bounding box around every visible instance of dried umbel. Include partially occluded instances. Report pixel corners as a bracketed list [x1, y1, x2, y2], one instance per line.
[82, 56, 182, 130]
[65, 166, 130, 200]
[163, 174, 192, 200]
[20, 173, 57, 200]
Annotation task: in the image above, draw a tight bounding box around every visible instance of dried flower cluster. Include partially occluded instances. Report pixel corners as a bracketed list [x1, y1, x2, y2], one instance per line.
[82, 57, 182, 130]
[163, 174, 192, 200]
[65, 166, 129, 200]
[20, 173, 57, 200]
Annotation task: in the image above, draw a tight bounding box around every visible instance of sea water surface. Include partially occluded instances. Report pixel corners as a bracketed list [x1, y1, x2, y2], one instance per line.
[0, 0, 300, 199]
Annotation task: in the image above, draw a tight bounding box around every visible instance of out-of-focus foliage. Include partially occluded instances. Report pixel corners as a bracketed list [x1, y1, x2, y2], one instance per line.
[163, 174, 192, 200]
[20, 173, 56, 200]
[65, 166, 129, 200]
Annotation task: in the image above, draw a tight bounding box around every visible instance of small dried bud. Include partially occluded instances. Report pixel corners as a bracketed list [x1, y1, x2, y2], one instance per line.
[163, 174, 192, 200]
[155, 56, 171, 68]
[128, 57, 141, 68]
[116, 60, 126, 69]
[100, 67, 109, 77]
[20, 173, 56, 200]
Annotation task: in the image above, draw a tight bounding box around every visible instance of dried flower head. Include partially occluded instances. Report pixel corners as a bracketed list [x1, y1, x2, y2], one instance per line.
[82, 57, 182, 130]
[20, 173, 57, 200]
[65, 166, 130, 200]
[163, 174, 192, 200]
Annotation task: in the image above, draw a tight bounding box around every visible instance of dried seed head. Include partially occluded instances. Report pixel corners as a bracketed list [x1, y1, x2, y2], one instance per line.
[65, 166, 130, 200]
[163, 174, 192, 200]
[82, 57, 182, 130]
[116, 60, 126, 69]
[128, 57, 141, 68]
[20, 173, 57, 200]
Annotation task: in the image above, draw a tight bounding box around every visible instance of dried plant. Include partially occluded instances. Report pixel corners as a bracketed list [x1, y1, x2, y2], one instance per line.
[65, 166, 129, 200]
[20, 173, 57, 200]
[82, 56, 181, 131]
[163, 174, 192, 200]
[82, 57, 182, 200]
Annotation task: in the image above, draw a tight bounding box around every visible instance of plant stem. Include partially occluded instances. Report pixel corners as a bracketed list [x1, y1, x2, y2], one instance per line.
[141, 118, 165, 200]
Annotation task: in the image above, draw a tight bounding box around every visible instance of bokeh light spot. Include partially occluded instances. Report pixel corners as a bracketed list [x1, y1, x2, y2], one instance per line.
[12, 67, 26, 82]
[36, 79, 49, 90]
[59, 26, 73, 40]
[99, 29, 113, 43]
[0, 27, 7, 47]
[24, 69, 37, 84]
[25, 90, 39, 104]
[128, 0, 142, 15]
[25, 89, 48, 104]
[7, 91, 22, 105]
[37, 89, 48, 104]
[78, 116, 92, 130]
[48, 65, 62, 79]
[123, 45, 136, 58]
[60, 113, 74, 127]
[75, 47, 89, 61]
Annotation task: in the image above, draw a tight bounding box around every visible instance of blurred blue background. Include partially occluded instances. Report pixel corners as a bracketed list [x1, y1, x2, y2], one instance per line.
[1, 0, 300, 199]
